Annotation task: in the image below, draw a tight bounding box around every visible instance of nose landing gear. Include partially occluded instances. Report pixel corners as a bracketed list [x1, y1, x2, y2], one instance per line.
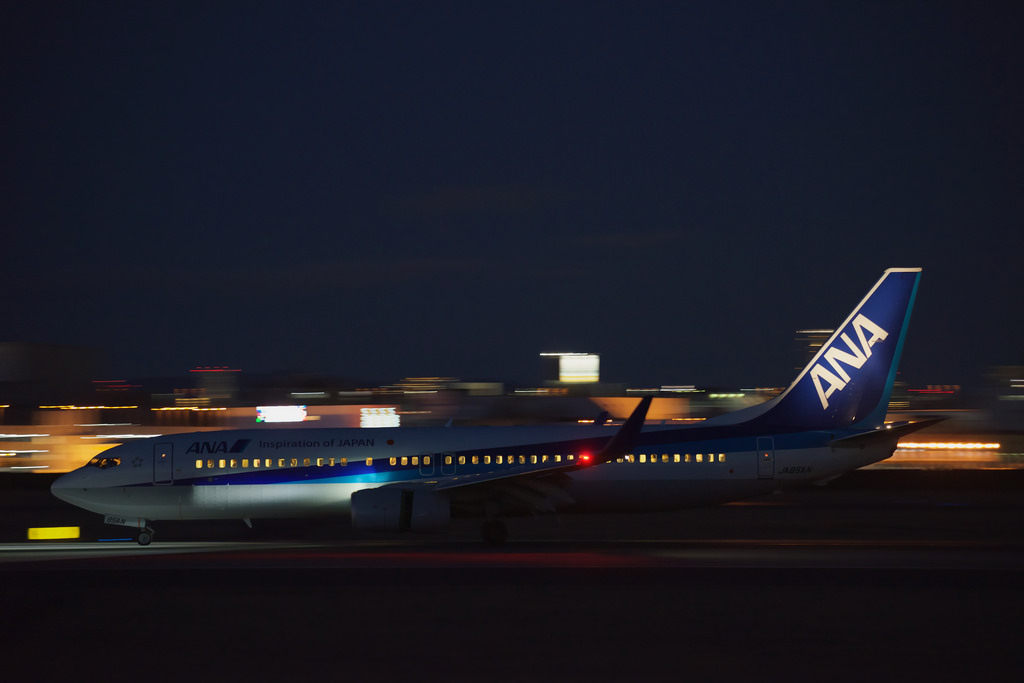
[102, 514, 156, 545]
[137, 527, 155, 546]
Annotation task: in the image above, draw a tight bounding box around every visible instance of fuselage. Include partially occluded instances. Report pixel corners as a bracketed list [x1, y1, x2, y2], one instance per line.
[50, 421, 897, 524]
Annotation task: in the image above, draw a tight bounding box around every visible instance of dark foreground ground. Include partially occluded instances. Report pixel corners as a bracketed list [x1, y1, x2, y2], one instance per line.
[2, 470, 1023, 682]
[6, 565, 1021, 682]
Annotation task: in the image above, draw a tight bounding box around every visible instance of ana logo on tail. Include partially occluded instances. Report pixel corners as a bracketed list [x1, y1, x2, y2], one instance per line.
[809, 313, 888, 409]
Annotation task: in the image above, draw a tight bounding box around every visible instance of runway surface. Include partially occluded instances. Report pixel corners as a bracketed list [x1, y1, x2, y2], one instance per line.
[3, 532, 1024, 571]
[2, 469, 1023, 681]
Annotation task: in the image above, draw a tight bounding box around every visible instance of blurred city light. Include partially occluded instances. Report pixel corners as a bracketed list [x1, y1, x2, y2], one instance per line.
[897, 442, 1001, 450]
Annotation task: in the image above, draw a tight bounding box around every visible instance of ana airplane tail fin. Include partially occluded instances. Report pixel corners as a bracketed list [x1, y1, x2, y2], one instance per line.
[745, 268, 921, 431]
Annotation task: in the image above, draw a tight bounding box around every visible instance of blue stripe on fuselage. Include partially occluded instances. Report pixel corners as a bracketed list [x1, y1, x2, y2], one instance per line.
[139, 421, 857, 489]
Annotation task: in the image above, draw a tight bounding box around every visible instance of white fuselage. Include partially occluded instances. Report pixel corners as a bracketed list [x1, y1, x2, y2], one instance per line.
[50, 423, 895, 525]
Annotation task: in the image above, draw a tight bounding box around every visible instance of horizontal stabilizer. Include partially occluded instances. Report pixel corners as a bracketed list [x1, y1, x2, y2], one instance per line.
[828, 418, 946, 449]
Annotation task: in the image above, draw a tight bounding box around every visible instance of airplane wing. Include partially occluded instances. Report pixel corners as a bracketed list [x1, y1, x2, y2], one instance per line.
[374, 397, 651, 515]
[433, 396, 651, 491]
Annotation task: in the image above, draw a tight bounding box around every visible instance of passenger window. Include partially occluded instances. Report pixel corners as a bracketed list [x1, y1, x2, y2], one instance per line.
[316, 458, 323, 467]
[696, 454, 703, 463]
[365, 458, 373, 467]
[401, 457, 408, 466]
[497, 455, 503, 464]
[278, 459, 285, 468]
[195, 459, 203, 469]
[684, 454, 691, 463]
[412, 456, 419, 466]
[422, 456, 429, 466]
[230, 459, 238, 468]
[471, 456, 479, 465]
[519, 455, 526, 465]
[458, 456, 466, 465]
[242, 459, 249, 468]
[483, 455, 491, 464]
[208, 460, 215, 469]
[340, 458, 348, 466]
[390, 457, 397, 466]
[719, 454, 726, 462]
[639, 454, 647, 463]
[445, 455, 453, 465]
[530, 455, 537, 464]
[674, 454, 681, 463]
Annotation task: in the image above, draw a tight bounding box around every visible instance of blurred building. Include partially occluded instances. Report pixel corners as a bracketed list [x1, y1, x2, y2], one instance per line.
[539, 352, 627, 396]
[793, 329, 833, 371]
[0, 343, 1019, 473]
[541, 352, 600, 383]
[984, 366, 1024, 430]
[0, 342, 103, 405]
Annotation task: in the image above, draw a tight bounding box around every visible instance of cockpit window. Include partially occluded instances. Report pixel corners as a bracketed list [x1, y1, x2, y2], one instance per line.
[86, 456, 121, 469]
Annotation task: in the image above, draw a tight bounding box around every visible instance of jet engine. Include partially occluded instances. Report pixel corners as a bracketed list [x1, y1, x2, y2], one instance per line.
[351, 487, 450, 532]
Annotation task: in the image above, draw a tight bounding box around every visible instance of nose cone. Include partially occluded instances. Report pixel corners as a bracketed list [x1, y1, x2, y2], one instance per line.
[50, 469, 90, 508]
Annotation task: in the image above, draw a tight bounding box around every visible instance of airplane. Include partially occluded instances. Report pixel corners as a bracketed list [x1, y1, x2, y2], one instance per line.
[52, 267, 934, 545]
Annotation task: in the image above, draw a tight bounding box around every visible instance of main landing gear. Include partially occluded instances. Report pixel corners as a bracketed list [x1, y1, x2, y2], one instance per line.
[480, 519, 507, 544]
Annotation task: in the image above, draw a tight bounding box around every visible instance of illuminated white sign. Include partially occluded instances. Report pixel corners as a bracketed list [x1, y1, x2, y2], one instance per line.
[256, 405, 307, 423]
[560, 354, 600, 383]
[541, 352, 600, 383]
[360, 407, 400, 428]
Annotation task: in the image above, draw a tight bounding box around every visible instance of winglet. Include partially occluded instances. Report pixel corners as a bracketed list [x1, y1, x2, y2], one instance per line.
[430, 396, 652, 491]
[591, 396, 651, 465]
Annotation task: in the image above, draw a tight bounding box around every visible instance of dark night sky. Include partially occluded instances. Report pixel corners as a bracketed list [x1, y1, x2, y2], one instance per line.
[3, 2, 1022, 388]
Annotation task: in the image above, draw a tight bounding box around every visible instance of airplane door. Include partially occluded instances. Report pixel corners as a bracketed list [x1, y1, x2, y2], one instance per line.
[154, 443, 174, 485]
[418, 453, 435, 477]
[756, 437, 774, 479]
[441, 451, 456, 476]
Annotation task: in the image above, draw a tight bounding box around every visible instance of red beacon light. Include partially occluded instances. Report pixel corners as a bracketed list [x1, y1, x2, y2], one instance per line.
[578, 453, 593, 465]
